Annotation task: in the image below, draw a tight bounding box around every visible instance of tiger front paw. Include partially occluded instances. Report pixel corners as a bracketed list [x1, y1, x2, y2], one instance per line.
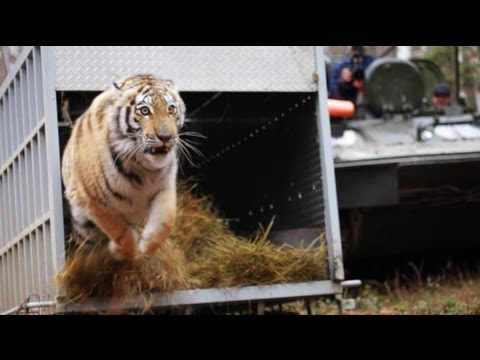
[108, 240, 136, 261]
[138, 238, 165, 255]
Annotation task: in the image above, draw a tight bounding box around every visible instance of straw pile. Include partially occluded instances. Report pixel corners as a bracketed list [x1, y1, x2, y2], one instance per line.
[56, 181, 328, 305]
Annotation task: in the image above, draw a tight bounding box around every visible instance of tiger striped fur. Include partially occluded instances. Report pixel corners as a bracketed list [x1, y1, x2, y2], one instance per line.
[61, 74, 186, 261]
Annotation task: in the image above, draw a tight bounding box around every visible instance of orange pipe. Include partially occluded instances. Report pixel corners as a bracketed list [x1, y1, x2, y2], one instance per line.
[327, 99, 355, 118]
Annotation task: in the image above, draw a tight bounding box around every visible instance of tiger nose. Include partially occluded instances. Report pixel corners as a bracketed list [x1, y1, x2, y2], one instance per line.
[156, 134, 173, 144]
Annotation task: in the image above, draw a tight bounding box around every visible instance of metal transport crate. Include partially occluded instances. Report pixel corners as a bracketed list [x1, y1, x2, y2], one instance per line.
[0, 46, 358, 314]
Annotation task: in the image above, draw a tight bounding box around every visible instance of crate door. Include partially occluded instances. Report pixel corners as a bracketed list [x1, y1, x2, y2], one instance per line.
[0, 46, 64, 313]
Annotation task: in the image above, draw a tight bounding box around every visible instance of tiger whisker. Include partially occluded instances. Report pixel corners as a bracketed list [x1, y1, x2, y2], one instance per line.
[123, 143, 145, 164]
[179, 131, 208, 139]
[177, 138, 205, 158]
[176, 140, 199, 168]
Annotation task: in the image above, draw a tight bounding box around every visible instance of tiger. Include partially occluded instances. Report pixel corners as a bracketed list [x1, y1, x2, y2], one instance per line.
[61, 74, 186, 261]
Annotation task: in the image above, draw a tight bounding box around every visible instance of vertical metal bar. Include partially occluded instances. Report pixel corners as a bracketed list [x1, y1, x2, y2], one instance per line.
[11, 245, 16, 307]
[38, 224, 48, 300]
[1, 98, 4, 163]
[43, 221, 53, 298]
[11, 159, 18, 239]
[17, 151, 25, 231]
[2, 258, 6, 312]
[2, 96, 8, 162]
[24, 234, 32, 296]
[28, 230, 35, 299]
[14, 242, 25, 304]
[0, 174, 3, 245]
[32, 47, 45, 120]
[38, 225, 46, 300]
[19, 238, 26, 303]
[0, 174, 4, 245]
[5, 89, 12, 158]
[3, 255, 7, 307]
[8, 86, 16, 155]
[5, 167, 12, 242]
[313, 46, 344, 281]
[0, 255, 5, 307]
[40, 46, 65, 275]
[454, 46, 460, 103]
[16, 72, 26, 233]
[1, 255, 5, 307]
[32, 135, 41, 218]
[3, 255, 8, 308]
[26, 52, 36, 130]
[13, 244, 20, 306]
[1, 174, 6, 246]
[25, 143, 34, 226]
[2, 173, 6, 245]
[28, 232, 36, 298]
[5, 250, 11, 308]
[3, 93, 10, 162]
[31, 49, 40, 123]
[11, 245, 18, 308]
[16, 159, 22, 236]
[9, 249, 15, 309]
[19, 64, 27, 142]
[13, 75, 20, 150]
[33, 227, 41, 299]
[38, 128, 47, 213]
[0, 98, 4, 163]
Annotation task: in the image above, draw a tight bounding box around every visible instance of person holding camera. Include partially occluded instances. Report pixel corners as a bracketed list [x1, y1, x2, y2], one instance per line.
[329, 46, 376, 105]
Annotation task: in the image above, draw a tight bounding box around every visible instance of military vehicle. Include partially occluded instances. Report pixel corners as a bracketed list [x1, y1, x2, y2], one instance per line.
[330, 48, 480, 260]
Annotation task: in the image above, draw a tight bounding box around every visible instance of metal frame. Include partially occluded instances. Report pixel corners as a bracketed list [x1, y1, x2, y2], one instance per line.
[56, 46, 352, 313]
[0, 46, 65, 313]
[58, 281, 343, 313]
[314, 46, 345, 282]
[41, 47, 65, 285]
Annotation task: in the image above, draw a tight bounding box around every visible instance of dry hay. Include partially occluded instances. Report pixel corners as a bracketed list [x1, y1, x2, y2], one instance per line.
[56, 181, 328, 307]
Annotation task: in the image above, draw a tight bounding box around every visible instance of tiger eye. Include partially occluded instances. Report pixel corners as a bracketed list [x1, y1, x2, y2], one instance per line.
[140, 107, 150, 116]
[168, 104, 176, 115]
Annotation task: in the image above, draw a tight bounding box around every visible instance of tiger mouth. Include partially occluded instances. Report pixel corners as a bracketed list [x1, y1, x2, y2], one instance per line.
[145, 145, 170, 155]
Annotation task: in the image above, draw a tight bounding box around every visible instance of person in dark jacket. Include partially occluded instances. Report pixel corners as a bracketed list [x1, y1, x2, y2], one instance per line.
[329, 46, 376, 104]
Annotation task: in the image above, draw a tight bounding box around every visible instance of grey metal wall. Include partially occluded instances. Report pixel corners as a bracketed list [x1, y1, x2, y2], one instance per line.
[0, 46, 64, 313]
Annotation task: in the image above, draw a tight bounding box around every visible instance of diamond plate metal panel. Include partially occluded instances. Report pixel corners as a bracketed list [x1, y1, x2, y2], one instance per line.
[54, 46, 317, 92]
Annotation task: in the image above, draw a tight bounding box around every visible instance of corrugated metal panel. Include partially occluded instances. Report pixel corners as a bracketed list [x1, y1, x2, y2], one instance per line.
[0, 47, 65, 313]
[54, 46, 317, 92]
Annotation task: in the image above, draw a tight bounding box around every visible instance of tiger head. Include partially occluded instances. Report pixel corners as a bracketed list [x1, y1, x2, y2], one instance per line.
[110, 74, 186, 171]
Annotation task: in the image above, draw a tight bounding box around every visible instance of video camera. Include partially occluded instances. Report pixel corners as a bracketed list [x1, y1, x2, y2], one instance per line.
[351, 53, 365, 81]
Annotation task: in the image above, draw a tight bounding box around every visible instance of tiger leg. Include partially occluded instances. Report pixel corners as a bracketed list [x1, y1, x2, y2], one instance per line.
[139, 187, 176, 255]
[69, 202, 99, 240]
[87, 205, 138, 261]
